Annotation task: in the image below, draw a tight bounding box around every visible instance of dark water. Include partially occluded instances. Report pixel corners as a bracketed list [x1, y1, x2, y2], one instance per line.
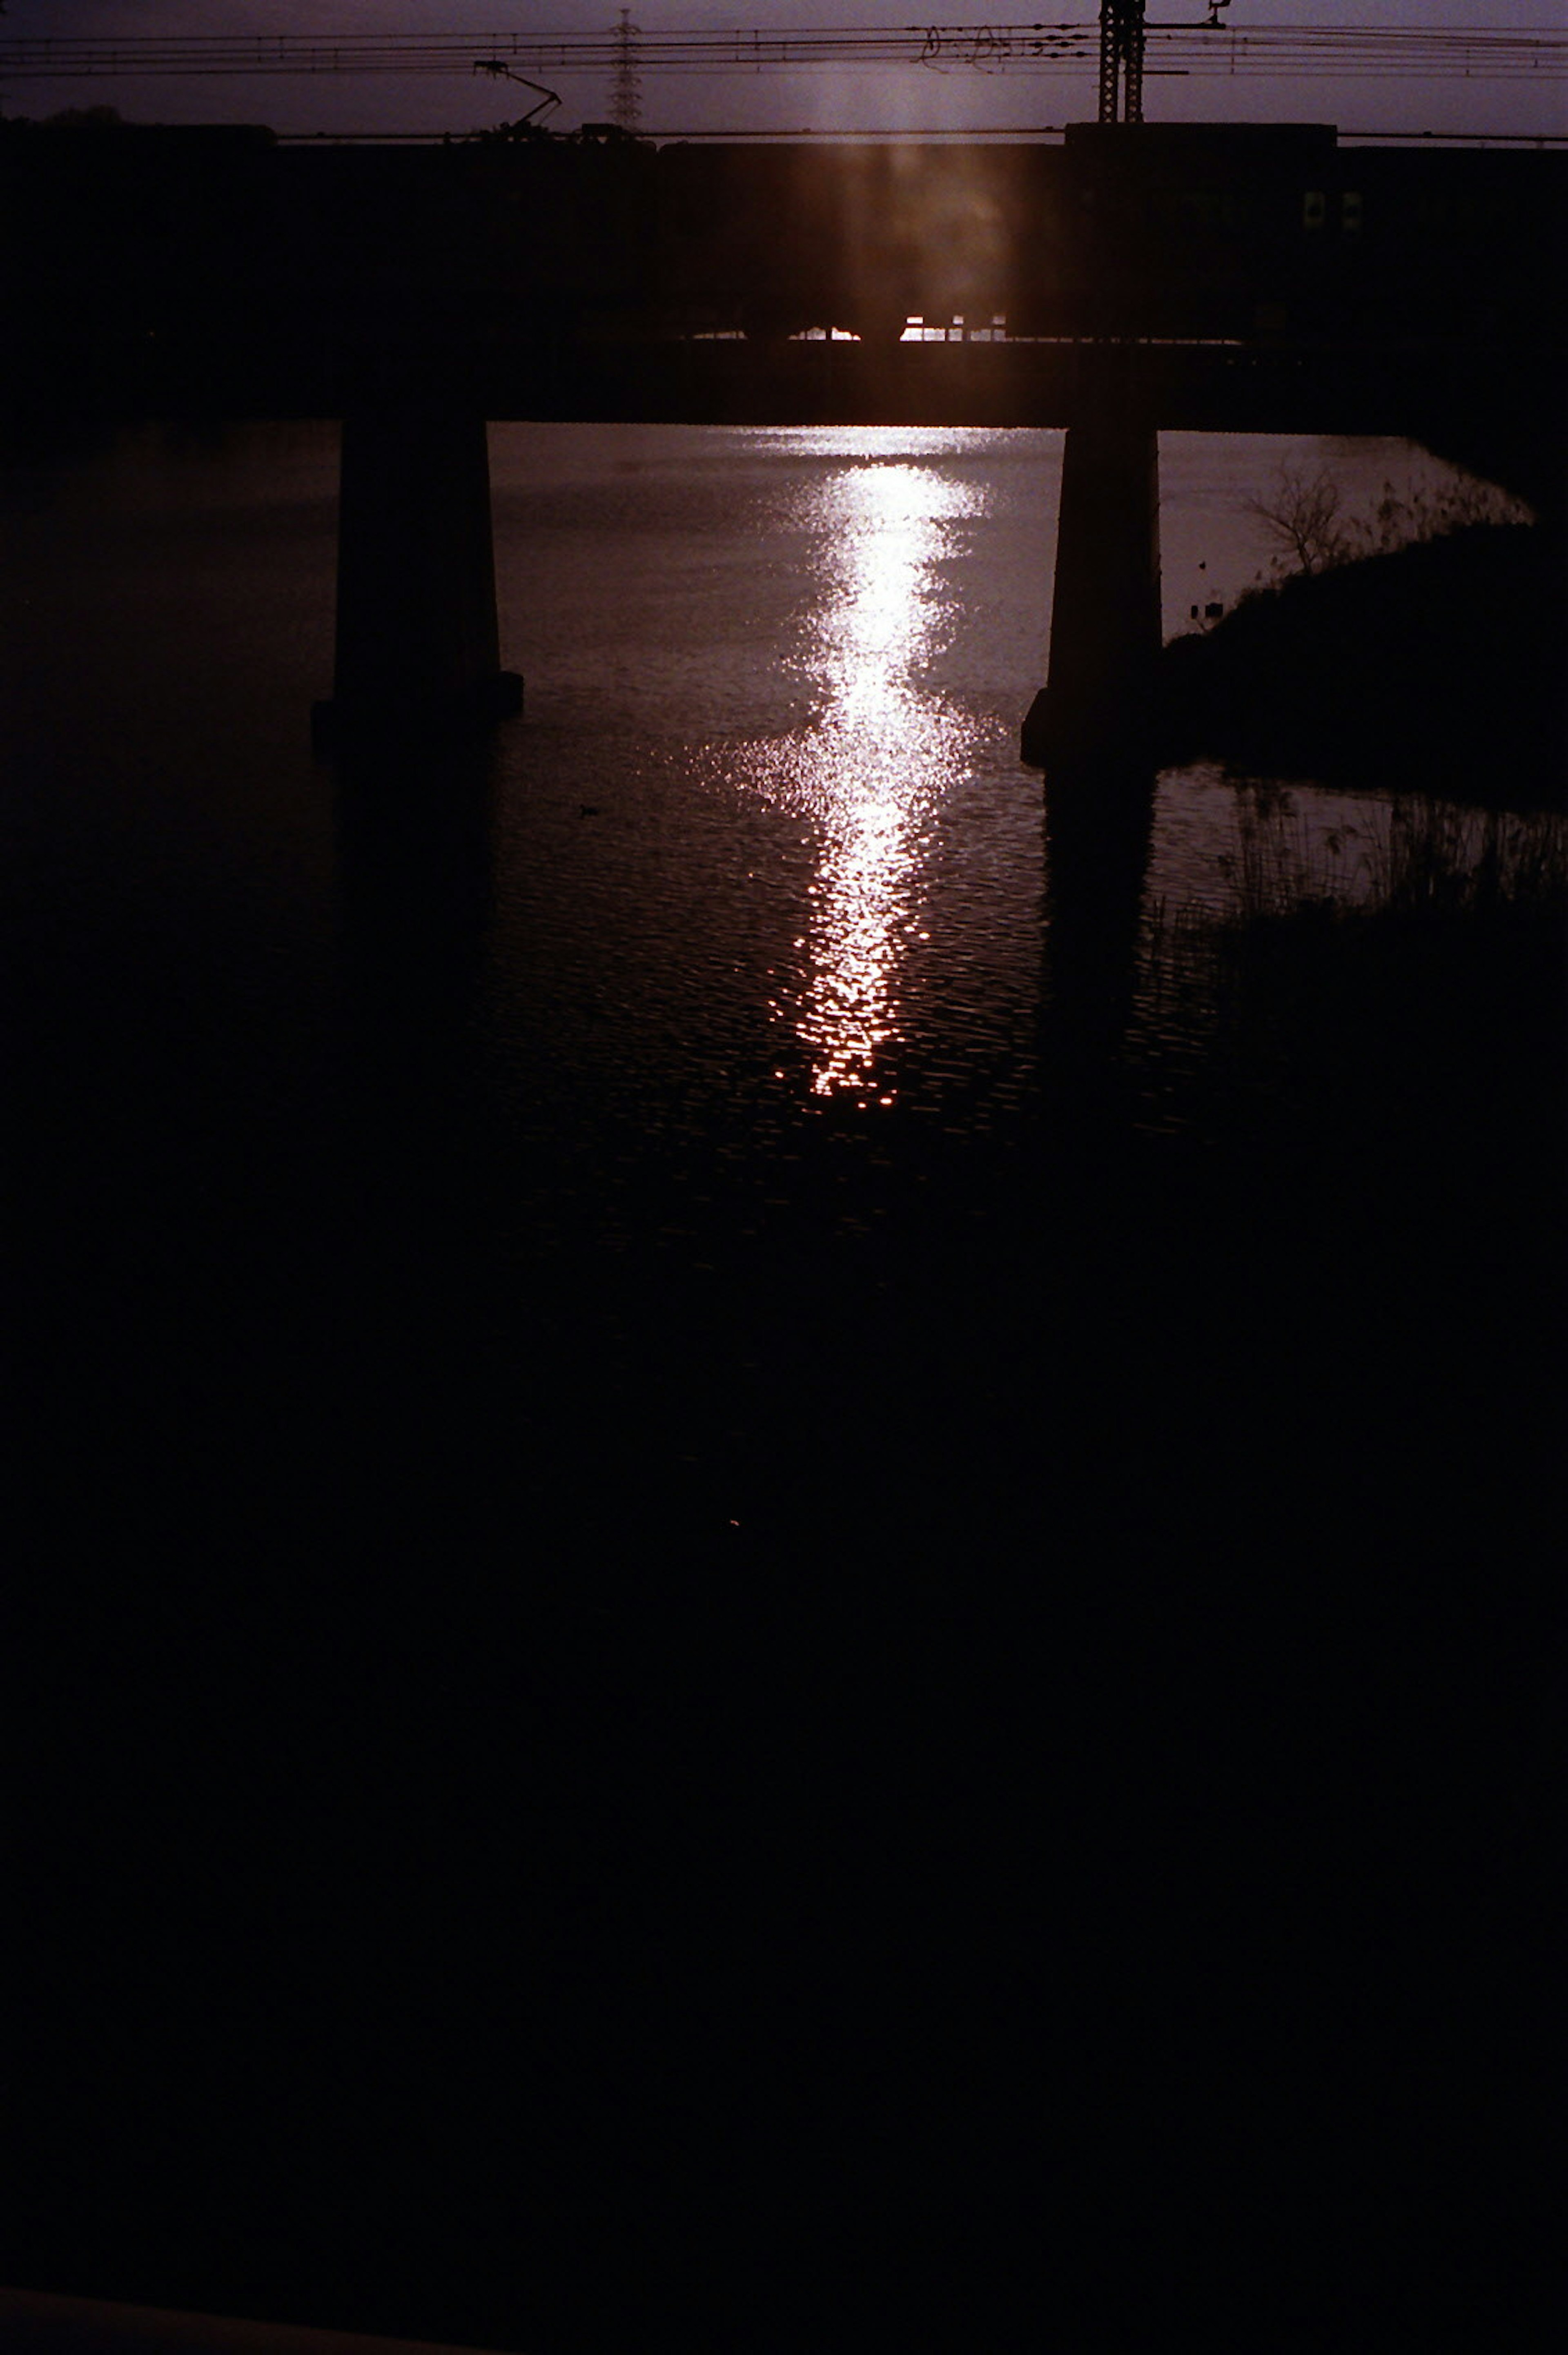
[4, 425, 1559, 2351]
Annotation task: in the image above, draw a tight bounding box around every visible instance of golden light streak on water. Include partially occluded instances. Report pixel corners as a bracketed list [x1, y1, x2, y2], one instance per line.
[772, 461, 981, 1098]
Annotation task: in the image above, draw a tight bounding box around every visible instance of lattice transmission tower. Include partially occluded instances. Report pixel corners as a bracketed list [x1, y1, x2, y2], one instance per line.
[610, 10, 642, 134]
[1099, 0, 1147, 124]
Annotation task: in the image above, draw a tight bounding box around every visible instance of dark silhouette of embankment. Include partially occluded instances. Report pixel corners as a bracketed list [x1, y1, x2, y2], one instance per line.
[1157, 521, 1567, 807]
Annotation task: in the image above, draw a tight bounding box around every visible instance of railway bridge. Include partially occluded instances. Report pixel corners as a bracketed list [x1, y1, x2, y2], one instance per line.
[4, 117, 1563, 759]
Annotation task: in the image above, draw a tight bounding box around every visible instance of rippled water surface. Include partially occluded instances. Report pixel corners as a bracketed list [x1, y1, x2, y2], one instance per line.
[6, 418, 1558, 2355]
[2, 418, 1488, 1130]
[5, 412, 1551, 1556]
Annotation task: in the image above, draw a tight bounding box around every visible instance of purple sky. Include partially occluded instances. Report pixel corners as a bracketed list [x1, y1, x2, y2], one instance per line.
[4, 4, 1565, 141]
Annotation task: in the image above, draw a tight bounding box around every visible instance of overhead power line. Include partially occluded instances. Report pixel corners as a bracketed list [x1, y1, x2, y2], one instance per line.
[3, 25, 1566, 85]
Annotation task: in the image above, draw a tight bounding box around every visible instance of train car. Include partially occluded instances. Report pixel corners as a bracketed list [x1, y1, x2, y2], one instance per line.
[1039, 121, 1341, 340]
[647, 127, 1566, 354]
[1320, 142, 1567, 350]
[271, 134, 660, 353]
[1, 119, 281, 407]
[652, 140, 1070, 343]
[9, 117, 1558, 410]
[648, 128, 1348, 344]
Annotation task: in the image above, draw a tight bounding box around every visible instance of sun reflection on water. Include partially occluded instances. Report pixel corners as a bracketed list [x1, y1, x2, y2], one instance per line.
[763, 461, 982, 1098]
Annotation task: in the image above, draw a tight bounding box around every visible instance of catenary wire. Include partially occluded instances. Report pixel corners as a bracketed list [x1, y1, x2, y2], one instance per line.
[2, 25, 1565, 84]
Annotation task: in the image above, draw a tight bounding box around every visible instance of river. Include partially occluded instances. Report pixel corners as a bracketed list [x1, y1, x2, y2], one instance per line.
[4, 421, 1558, 2353]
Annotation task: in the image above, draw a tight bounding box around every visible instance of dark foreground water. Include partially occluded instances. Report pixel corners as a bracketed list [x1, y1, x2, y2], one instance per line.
[4, 425, 1561, 2351]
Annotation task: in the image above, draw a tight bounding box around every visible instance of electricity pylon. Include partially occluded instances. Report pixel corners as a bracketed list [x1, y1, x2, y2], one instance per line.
[611, 10, 642, 134]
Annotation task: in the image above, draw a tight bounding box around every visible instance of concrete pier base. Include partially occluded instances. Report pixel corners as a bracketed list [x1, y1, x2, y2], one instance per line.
[1022, 403, 1161, 768]
[313, 406, 522, 747]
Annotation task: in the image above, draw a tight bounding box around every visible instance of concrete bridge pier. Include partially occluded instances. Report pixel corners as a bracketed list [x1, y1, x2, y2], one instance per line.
[313, 405, 523, 747]
[1022, 397, 1161, 768]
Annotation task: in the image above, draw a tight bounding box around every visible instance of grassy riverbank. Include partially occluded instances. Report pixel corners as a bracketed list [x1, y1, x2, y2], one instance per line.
[1125, 791, 1566, 1393]
[1157, 519, 1566, 807]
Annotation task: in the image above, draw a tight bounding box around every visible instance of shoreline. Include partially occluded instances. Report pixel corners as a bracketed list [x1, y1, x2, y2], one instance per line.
[1154, 519, 1567, 811]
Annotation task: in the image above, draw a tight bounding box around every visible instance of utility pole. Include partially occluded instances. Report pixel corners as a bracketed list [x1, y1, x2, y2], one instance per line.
[1098, 0, 1146, 125]
[610, 10, 642, 135]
